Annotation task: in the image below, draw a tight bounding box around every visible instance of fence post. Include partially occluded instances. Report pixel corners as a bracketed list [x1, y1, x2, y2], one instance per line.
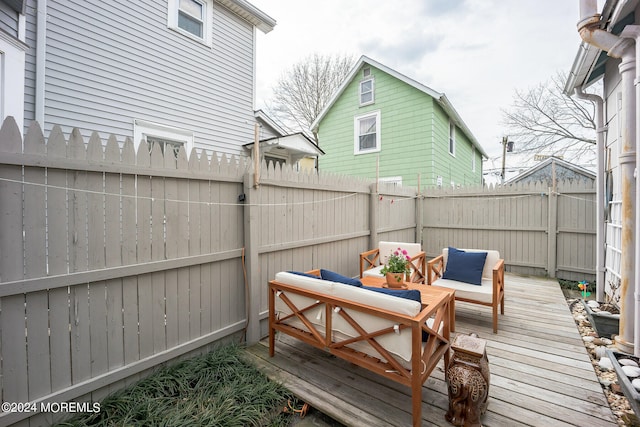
[369, 183, 378, 249]
[243, 173, 261, 344]
[547, 186, 558, 278]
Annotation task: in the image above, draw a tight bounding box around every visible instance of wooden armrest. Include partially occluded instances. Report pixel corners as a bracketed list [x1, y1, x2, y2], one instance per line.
[492, 259, 505, 293]
[305, 269, 321, 277]
[408, 251, 426, 284]
[426, 255, 444, 285]
[359, 248, 380, 278]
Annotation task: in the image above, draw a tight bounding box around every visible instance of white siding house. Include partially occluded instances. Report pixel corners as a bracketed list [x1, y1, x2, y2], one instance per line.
[2, 0, 275, 156]
[564, 0, 638, 356]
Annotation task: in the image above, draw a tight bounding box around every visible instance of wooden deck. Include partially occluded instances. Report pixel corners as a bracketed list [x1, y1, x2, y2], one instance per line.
[244, 273, 618, 426]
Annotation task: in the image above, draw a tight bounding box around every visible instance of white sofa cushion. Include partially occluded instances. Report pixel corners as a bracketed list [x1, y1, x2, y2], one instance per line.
[432, 278, 494, 304]
[331, 284, 420, 363]
[273, 272, 333, 333]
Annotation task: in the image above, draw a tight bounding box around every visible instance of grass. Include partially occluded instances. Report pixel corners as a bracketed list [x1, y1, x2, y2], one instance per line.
[56, 344, 295, 427]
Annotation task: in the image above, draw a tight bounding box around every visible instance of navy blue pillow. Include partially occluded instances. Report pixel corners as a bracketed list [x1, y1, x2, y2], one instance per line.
[362, 286, 420, 302]
[320, 269, 363, 287]
[442, 247, 487, 286]
[287, 271, 320, 279]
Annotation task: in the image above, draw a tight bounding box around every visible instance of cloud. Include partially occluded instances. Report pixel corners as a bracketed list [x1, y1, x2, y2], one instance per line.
[422, 0, 467, 16]
[358, 30, 443, 68]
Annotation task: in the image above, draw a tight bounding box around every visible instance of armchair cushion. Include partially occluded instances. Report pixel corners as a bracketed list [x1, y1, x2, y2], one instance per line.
[442, 247, 487, 286]
[320, 269, 363, 287]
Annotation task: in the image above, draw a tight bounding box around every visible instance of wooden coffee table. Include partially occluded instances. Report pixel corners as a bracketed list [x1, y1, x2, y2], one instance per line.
[361, 275, 456, 332]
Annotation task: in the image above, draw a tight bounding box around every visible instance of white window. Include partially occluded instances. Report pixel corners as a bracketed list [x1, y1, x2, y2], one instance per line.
[448, 121, 456, 156]
[0, 31, 27, 133]
[134, 120, 194, 158]
[168, 0, 212, 46]
[472, 146, 476, 172]
[360, 78, 374, 105]
[354, 111, 381, 154]
[378, 176, 402, 186]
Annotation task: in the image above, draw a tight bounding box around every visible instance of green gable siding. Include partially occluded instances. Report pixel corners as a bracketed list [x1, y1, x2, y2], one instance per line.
[317, 63, 483, 189]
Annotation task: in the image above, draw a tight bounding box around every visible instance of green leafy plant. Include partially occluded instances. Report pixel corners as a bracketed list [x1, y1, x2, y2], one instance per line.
[380, 247, 411, 275]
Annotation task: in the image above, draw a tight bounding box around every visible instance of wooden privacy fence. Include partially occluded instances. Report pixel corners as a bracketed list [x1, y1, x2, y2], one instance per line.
[0, 116, 595, 425]
[421, 180, 597, 281]
[0, 117, 417, 426]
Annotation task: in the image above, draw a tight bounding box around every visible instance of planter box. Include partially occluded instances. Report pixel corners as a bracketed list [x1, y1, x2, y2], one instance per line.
[607, 349, 640, 416]
[581, 300, 620, 338]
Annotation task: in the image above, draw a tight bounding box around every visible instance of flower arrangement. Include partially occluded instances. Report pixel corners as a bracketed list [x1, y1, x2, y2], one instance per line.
[380, 247, 411, 276]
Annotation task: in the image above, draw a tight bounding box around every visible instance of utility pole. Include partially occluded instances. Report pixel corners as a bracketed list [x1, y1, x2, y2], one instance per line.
[500, 136, 514, 184]
[501, 136, 508, 184]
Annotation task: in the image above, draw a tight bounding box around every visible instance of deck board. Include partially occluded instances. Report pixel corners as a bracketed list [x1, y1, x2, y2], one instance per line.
[245, 273, 617, 426]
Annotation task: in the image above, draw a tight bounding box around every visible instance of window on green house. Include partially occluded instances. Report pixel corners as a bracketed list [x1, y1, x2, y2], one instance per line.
[360, 78, 374, 105]
[354, 111, 381, 154]
[472, 146, 476, 172]
[449, 121, 456, 156]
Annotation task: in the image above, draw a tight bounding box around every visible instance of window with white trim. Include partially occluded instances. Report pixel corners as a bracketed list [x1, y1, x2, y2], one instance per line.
[0, 31, 27, 130]
[360, 78, 374, 105]
[354, 111, 381, 154]
[472, 146, 476, 172]
[448, 121, 456, 156]
[168, 0, 212, 46]
[134, 120, 194, 158]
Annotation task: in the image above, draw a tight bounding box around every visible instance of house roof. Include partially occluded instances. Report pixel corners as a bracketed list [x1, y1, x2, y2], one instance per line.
[244, 133, 325, 156]
[310, 55, 488, 158]
[564, 0, 635, 94]
[506, 157, 595, 184]
[217, 0, 276, 33]
[255, 109, 288, 137]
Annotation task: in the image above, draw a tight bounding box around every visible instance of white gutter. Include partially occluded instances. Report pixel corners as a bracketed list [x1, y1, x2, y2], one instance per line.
[574, 87, 606, 301]
[35, 0, 46, 125]
[577, 0, 636, 355]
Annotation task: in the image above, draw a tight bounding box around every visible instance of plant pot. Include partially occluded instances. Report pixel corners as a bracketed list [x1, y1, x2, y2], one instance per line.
[385, 272, 405, 288]
[580, 299, 620, 339]
[606, 349, 640, 416]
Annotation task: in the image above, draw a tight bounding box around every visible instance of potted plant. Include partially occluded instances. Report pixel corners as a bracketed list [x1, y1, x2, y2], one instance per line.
[578, 281, 620, 339]
[380, 247, 411, 288]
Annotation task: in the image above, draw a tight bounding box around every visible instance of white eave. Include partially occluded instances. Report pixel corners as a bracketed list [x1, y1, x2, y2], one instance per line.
[311, 55, 488, 159]
[216, 0, 276, 33]
[244, 133, 325, 157]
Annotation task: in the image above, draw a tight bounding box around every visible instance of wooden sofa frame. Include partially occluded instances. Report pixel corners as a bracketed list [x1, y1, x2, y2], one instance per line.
[269, 270, 451, 427]
[427, 254, 505, 333]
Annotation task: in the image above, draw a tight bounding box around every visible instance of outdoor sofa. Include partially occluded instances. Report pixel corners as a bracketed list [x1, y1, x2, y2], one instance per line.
[268, 269, 452, 427]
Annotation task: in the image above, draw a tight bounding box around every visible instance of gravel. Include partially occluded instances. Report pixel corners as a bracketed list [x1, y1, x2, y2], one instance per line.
[567, 297, 640, 426]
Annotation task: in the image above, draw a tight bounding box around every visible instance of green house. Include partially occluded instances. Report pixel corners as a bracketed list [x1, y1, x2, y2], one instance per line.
[311, 56, 488, 189]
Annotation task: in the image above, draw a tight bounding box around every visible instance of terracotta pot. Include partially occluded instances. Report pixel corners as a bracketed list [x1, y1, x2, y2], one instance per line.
[385, 272, 405, 288]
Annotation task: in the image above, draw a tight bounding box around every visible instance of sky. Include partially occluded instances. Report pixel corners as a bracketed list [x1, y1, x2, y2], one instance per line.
[250, 0, 587, 177]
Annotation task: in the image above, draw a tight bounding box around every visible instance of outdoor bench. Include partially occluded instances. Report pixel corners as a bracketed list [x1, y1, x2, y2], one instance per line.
[268, 269, 452, 427]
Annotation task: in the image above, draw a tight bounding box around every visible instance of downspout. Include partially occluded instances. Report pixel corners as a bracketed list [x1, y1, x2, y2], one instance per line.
[577, 0, 636, 354]
[574, 87, 606, 301]
[35, 0, 47, 125]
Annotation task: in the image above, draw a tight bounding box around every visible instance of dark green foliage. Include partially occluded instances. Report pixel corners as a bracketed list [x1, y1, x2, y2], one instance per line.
[56, 344, 293, 427]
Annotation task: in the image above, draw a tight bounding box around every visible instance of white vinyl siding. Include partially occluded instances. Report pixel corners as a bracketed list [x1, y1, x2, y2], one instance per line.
[23, 0, 256, 157]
